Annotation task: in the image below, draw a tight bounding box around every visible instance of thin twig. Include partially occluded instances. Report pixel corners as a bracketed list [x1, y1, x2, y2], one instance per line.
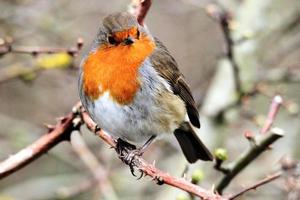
[206, 4, 243, 98]
[261, 95, 283, 134]
[128, 0, 152, 26]
[70, 131, 118, 200]
[56, 177, 98, 199]
[216, 128, 284, 193]
[0, 37, 83, 57]
[228, 172, 282, 199]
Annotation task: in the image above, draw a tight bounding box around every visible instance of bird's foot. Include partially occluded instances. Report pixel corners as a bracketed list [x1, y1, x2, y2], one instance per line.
[116, 136, 156, 178]
[116, 139, 145, 178]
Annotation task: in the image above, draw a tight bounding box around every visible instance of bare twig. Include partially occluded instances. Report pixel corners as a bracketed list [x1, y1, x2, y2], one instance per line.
[228, 172, 282, 200]
[0, 113, 77, 179]
[216, 128, 284, 193]
[56, 177, 98, 199]
[206, 4, 243, 99]
[261, 95, 283, 134]
[0, 38, 84, 83]
[128, 0, 152, 26]
[0, 37, 83, 57]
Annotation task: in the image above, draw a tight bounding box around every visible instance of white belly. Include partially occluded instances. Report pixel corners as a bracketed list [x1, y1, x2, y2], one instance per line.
[80, 60, 186, 145]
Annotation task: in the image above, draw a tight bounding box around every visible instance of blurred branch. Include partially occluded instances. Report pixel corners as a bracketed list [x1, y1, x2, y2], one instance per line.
[281, 157, 300, 199]
[128, 0, 152, 26]
[0, 37, 84, 83]
[70, 130, 118, 200]
[0, 113, 78, 179]
[215, 95, 284, 193]
[258, 68, 300, 84]
[228, 157, 300, 199]
[261, 95, 283, 134]
[228, 172, 282, 200]
[57, 177, 98, 199]
[216, 128, 284, 194]
[206, 4, 243, 99]
[0, 37, 83, 57]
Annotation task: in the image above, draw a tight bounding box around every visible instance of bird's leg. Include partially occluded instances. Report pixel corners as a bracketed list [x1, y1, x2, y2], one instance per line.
[138, 135, 157, 155]
[116, 136, 156, 177]
[116, 138, 136, 156]
[124, 135, 156, 164]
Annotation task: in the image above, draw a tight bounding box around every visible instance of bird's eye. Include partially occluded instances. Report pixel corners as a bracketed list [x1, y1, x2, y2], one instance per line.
[108, 36, 117, 45]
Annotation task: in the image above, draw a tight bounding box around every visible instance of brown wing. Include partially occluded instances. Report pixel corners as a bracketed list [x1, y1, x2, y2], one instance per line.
[150, 38, 200, 128]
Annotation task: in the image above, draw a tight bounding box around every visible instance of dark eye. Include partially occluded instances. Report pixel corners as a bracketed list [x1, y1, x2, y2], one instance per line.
[108, 36, 117, 45]
[137, 30, 140, 39]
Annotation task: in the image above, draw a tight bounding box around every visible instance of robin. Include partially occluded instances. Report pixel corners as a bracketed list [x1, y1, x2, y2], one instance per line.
[79, 12, 213, 163]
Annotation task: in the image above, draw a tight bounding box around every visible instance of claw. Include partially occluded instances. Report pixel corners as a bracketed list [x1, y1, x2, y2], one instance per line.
[115, 137, 155, 179]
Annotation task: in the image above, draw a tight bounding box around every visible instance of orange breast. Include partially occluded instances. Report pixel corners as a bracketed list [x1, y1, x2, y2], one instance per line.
[83, 34, 155, 105]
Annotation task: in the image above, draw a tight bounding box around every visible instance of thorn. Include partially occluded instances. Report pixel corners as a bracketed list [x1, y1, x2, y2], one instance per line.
[57, 116, 68, 123]
[31, 51, 38, 57]
[43, 123, 55, 132]
[244, 130, 254, 140]
[72, 105, 80, 114]
[76, 37, 84, 50]
[68, 47, 77, 57]
[95, 125, 101, 132]
[244, 130, 257, 146]
[72, 117, 82, 128]
[155, 176, 164, 185]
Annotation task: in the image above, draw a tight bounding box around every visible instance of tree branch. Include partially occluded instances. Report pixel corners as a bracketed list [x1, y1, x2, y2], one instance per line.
[216, 128, 284, 193]
[79, 107, 226, 200]
[128, 0, 152, 26]
[70, 130, 118, 200]
[228, 172, 282, 200]
[0, 37, 83, 57]
[206, 4, 243, 99]
[0, 113, 77, 179]
[261, 95, 283, 134]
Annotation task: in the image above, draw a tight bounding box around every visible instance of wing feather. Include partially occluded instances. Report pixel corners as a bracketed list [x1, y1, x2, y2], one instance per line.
[150, 38, 200, 128]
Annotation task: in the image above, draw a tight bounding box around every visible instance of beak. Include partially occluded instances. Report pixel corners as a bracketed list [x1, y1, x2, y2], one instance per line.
[124, 37, 135, 45]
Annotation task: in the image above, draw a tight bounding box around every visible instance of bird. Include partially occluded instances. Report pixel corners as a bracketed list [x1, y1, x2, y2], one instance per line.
[78, 12, 213, 163]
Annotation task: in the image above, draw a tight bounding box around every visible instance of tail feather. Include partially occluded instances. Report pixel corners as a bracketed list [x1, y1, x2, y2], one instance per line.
[174, 122, 213, 163]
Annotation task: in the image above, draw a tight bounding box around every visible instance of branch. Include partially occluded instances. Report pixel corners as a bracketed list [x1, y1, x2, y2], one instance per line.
[0, 38, 84, 83]
[79, 108, 226, 200]
[228, 172, 282, 199]
[216, 128, 284, 193]
[206, 4, 243, 99]
[261, 95, 283, 134]
[70, 131, 118, 200]
[0, 104, 226, 200]
[0, 113, 77, 179]
[128, 0, 152, 26]
[0, 37, 83, 57]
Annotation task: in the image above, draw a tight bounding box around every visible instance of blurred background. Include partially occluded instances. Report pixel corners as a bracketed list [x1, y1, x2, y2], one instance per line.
[0, 0, 300, 199]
